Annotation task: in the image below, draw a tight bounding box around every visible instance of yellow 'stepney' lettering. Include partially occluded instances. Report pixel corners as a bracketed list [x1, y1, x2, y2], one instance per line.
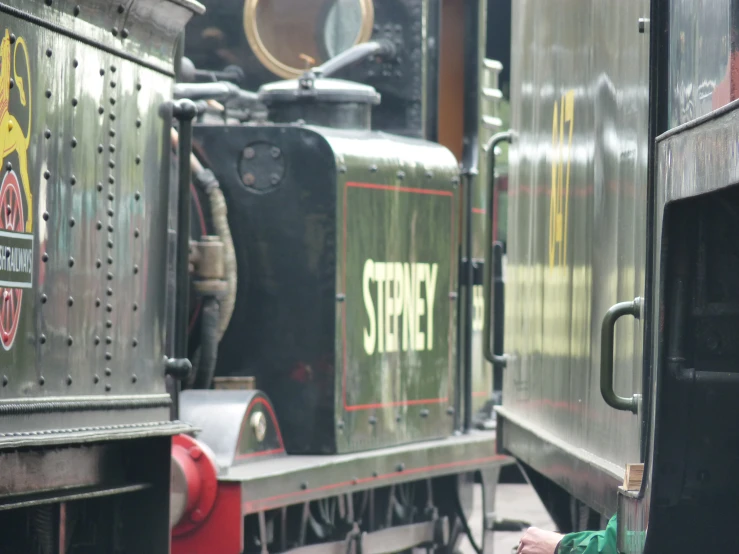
[362, 260, 440, 355]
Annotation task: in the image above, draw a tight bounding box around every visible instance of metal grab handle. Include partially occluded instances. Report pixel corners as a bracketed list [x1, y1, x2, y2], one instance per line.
[172, 99, 199, 361]
[314, 40, 397, 78]
[483, 131, 512, 367]
[600, 297, 643, 414]
[160, 99, 198, 420]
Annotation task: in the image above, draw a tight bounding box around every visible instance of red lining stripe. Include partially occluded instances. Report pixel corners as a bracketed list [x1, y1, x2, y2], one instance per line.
[235, 448, 285, 460]
[341, 182, 454, 411]
[346, 182, 454, 197]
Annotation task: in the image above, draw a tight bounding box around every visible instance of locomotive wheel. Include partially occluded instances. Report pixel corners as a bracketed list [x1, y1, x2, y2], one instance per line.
[0, 171, 24, 351]
[393, 482, 417, 524]
[308, 496, 342, 541]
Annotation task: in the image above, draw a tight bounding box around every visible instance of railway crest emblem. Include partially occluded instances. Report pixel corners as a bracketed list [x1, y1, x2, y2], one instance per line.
[0, 29, 33, 350]
[549, 90, 574, 268]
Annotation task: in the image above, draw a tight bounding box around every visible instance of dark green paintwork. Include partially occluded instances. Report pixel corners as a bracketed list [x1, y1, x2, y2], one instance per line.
[323, 129, 460, 452]
[342, 185, 453, 408]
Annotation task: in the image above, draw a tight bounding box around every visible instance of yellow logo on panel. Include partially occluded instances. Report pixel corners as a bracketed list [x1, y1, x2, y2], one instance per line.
[0, 29, 33, 351]
[549, 90, 574, 268]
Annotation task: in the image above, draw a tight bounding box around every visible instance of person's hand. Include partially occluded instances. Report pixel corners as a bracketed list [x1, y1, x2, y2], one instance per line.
[516, 527, 564, 554]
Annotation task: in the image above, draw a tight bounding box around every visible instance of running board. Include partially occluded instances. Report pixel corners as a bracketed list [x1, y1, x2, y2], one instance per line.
[224, 430, 512, 514]
[283, 517, 449, 554]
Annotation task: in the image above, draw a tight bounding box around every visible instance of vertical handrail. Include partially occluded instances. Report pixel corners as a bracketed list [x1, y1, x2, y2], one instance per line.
[172, 99, 199, 360]
[460, 0, 481, 434]
[163, 99, 198, 387]
[491, 241, 505, 399]
[482, 131, 512, 367]
[462, 169, 477, 433]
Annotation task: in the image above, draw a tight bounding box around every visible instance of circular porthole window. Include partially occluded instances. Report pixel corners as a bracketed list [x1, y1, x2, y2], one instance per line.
[243, 0, 375, 79]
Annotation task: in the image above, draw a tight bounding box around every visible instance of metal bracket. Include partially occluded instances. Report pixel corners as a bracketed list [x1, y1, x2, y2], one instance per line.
[600, 297, 643, 414]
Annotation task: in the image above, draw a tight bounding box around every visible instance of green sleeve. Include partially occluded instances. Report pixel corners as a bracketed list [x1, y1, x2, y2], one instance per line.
[556, 515, 618, 554]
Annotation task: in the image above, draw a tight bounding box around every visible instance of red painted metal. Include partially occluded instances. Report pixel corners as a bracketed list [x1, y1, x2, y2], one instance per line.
[0, 171, 24, 351]
[171, 434, 219, 537]
[172, 483, 243, 554]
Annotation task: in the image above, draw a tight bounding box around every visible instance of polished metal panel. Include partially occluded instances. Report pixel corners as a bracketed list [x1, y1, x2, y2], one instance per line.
[498, 407, 624, 516]
[657, 100, 739, 204]
[499, 0, 650, 514]
[5, 0, 203, 75]
[668, 0, 735, 128]
[0, 0, 200, 440]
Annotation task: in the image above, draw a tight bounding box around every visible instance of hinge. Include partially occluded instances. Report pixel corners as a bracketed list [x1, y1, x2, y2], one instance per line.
[459, 258, 484, 287]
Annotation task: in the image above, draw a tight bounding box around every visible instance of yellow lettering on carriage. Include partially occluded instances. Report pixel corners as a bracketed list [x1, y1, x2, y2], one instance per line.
[549, 90, 575, 268]
[362, 260, 439, 355]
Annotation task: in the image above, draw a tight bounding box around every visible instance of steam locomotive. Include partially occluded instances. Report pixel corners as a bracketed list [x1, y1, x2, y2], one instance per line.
[0, 0, 514, 553]
[170, 0, 516, 552]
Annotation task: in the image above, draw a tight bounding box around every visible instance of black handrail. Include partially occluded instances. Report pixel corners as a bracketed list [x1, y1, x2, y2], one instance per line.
[172, 99, 199, 361]
[482, 131, 512, 368]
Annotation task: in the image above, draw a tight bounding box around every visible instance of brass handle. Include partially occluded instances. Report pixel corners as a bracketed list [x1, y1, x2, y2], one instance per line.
[600, 298, 642, 414]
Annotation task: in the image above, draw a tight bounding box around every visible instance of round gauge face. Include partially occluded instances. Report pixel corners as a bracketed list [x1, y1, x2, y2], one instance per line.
[250, 410, 268, 442]
[243, 0, 374, 79]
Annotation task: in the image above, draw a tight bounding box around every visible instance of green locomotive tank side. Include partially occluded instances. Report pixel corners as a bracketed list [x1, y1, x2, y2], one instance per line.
[194, 122, 463, 454]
